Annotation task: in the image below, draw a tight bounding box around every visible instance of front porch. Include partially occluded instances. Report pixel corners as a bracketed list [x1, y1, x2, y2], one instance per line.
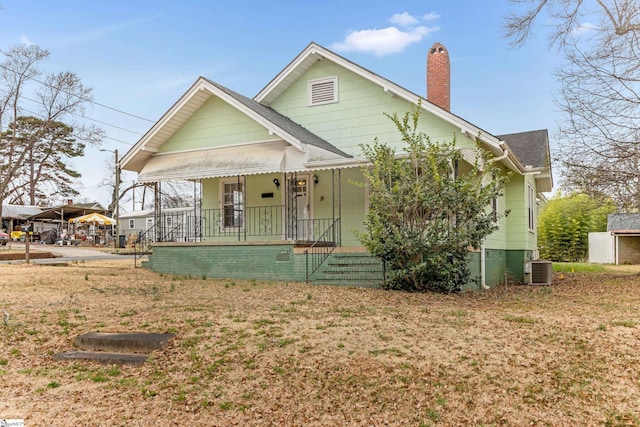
[147, 205, 341, 245]
[136, 202, 345, 281]
[143, 240, 386, 286]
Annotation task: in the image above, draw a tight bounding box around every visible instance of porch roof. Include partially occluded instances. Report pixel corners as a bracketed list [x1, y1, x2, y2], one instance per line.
[137, 140, 288, 183]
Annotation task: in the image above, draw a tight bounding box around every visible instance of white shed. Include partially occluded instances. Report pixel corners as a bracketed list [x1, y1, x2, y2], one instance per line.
[588, 232, 614, 264]
[589, 213, 640, 265]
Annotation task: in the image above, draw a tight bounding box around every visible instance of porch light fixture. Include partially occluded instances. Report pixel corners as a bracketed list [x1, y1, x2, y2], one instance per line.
[313, 174, 319, 186]
[273, 178, 280, 189]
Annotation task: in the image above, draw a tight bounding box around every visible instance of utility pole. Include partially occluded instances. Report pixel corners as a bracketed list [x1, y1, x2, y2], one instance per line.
[101, 148, 120, 249]
[24, 222, 30, 264]
[115, 149, 120, 249]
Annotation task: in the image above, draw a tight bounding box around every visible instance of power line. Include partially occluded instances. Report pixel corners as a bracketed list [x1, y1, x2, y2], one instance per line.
[15, 105, 136, 146]
[0, 86, 144, 136]
[0, 52, 155, 123]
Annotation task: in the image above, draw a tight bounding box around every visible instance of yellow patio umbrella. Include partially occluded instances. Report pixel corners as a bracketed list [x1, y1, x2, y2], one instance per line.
[68, 213, 118, 245]
[69, 212, 117, 225]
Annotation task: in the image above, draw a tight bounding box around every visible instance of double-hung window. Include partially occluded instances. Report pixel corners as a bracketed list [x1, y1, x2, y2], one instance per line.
[527, 184, 535, 232]
[129, 219, 135, 229]
[223, 180, 244, 228]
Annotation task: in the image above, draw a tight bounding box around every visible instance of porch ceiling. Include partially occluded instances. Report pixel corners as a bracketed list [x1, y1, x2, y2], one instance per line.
[137, 140, 288, 183]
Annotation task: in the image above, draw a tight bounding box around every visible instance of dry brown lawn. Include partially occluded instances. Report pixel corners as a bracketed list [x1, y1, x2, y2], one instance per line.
[1, 260, 639, 426]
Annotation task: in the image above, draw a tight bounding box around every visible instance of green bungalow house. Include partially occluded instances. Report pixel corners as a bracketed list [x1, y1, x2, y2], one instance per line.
[120, 42, 552, 289]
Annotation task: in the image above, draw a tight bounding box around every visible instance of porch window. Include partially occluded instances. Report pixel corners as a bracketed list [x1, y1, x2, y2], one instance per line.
[165, 216, 173, 228]
[128, 219, 135, 229]
[223, 181, 244, 228]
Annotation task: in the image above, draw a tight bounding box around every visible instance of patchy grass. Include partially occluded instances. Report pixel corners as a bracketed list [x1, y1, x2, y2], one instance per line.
[0, 260, 639, 425]
[553, 262, 607, 273]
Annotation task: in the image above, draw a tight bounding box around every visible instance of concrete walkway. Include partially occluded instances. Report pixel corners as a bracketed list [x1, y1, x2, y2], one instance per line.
[0, 243, 142, 264]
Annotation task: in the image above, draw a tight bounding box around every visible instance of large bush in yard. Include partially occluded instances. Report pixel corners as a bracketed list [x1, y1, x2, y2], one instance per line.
[357, 106, 507, 293]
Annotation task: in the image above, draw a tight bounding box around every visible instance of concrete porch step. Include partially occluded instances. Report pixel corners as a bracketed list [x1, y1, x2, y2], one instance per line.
[74, 332, 175, 353]
[310, 252, 385, 287]
[53, 332, 175, 366]
[53, 350, 149, 366]
[311, 278, 382, 288]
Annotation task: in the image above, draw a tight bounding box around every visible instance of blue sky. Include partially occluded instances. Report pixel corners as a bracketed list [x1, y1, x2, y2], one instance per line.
[0, 0, 562, 208]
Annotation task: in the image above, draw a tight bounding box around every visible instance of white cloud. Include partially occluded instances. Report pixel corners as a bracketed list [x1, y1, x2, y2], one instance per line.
[332, 12, 440, 57]
[390, 12, 419, 27]
[572, 22, 598, 36]
[422, 12, 440, 21]
[20, 35, 34, 46]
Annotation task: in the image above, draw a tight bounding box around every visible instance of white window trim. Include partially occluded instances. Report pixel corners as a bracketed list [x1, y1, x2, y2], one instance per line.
[307, 76, 338, 106]
[128, 219, 135, 229]
[528, 184, 535, 232]
[220, 178, 245, 230]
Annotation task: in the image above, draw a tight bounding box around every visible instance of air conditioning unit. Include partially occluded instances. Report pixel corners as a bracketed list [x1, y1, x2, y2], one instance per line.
[525, 260, 552, 285]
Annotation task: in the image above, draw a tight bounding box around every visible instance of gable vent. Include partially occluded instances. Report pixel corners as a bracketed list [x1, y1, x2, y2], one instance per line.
[308, 76, 338, 106]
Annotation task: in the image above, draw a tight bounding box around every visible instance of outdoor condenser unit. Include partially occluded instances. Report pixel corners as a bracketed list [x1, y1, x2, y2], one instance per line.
[524, 260, 553, 285]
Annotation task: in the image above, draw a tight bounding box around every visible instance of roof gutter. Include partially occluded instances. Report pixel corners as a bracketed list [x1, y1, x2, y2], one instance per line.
[488, 140, 509, 163]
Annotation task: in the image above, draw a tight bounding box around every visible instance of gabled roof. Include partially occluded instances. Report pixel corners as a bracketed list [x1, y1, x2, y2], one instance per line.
[497, 130, 550, 170]
[202, 78, 349, 158]
[255, 42, 523, 169]
[121, 77, 349, 173]
[122, 41, 553, 193]
[608, 213, 640, 233]
[497, 129, 553, 192]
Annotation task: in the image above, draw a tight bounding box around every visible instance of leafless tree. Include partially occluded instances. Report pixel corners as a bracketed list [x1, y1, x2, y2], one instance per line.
[504, 1, 640, 209]
[0, 43, 103, 216]
[504, 0, 640, 47]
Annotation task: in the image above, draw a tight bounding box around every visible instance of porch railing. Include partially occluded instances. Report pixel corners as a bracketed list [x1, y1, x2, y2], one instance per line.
[133, 226, 153, 267]
[200, 205, 284, 240]
[133, 206, 342, 269]
[305, 218, 341, 281]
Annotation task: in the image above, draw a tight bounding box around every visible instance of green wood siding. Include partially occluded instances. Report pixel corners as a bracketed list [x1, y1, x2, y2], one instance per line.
[505, 174, 538, 251]
[339, 168, 367, 247]
[484, 163, 508, 250]
[270, 60, 476, 156]
[159, 96, 272, 153]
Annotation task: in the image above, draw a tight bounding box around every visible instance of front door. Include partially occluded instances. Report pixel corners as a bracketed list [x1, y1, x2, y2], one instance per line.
[286, 174, 311, 240]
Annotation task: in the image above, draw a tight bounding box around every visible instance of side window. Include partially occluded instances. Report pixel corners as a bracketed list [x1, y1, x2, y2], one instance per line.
[528, 184, 535, 232]
[129, 219, 135, 229]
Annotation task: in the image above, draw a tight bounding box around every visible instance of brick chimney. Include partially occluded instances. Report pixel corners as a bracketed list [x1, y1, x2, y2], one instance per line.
[427, 42, 450, 111]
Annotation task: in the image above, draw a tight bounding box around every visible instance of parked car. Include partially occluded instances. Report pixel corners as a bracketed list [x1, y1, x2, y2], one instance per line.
[0, 230, 8, 246]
